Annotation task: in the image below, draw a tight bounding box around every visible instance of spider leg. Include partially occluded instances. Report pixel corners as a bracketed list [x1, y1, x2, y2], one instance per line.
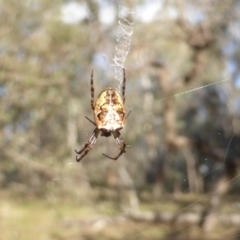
[103, 150, 124, 161]
[85, 116, 96, 126]
[122, 68, 126, 104]
[90, 70, 95, 110]
[102, 130, 127, 161]
[126, 110, 132, 119]
[75, 128, 100, 162]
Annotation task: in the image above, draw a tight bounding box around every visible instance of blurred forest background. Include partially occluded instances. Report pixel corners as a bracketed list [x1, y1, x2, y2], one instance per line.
[0, 0, 240, 239]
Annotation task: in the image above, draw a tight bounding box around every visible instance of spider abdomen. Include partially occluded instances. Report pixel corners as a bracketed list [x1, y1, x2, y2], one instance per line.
[94, 88, 125, 131]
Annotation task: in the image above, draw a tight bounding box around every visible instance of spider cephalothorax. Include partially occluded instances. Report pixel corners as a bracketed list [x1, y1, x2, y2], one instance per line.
[75, 68, 129, 162]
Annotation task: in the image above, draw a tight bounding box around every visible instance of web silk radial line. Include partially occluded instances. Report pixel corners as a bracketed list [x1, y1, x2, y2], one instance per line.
[111, 5, 137, 92]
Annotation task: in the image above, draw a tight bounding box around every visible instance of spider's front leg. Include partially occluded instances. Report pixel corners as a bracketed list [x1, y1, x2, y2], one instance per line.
[102, 130, 127, 160]
[75, 128, 100, 162]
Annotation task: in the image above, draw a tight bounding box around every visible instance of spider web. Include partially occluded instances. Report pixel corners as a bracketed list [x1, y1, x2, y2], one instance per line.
[109, 5, 137, 93]
[1, 1, 240, 240]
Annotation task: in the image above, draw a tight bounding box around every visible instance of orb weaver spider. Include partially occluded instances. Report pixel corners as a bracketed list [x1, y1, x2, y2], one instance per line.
[75, 68, 130, 162]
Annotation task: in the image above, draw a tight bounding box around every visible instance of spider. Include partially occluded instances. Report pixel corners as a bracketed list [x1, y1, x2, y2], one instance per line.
[75, 68, 130, 162]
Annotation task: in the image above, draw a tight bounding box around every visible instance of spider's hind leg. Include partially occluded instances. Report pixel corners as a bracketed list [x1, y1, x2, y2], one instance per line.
[90, 70, 95, 110]
[122, 68, 126, 104]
